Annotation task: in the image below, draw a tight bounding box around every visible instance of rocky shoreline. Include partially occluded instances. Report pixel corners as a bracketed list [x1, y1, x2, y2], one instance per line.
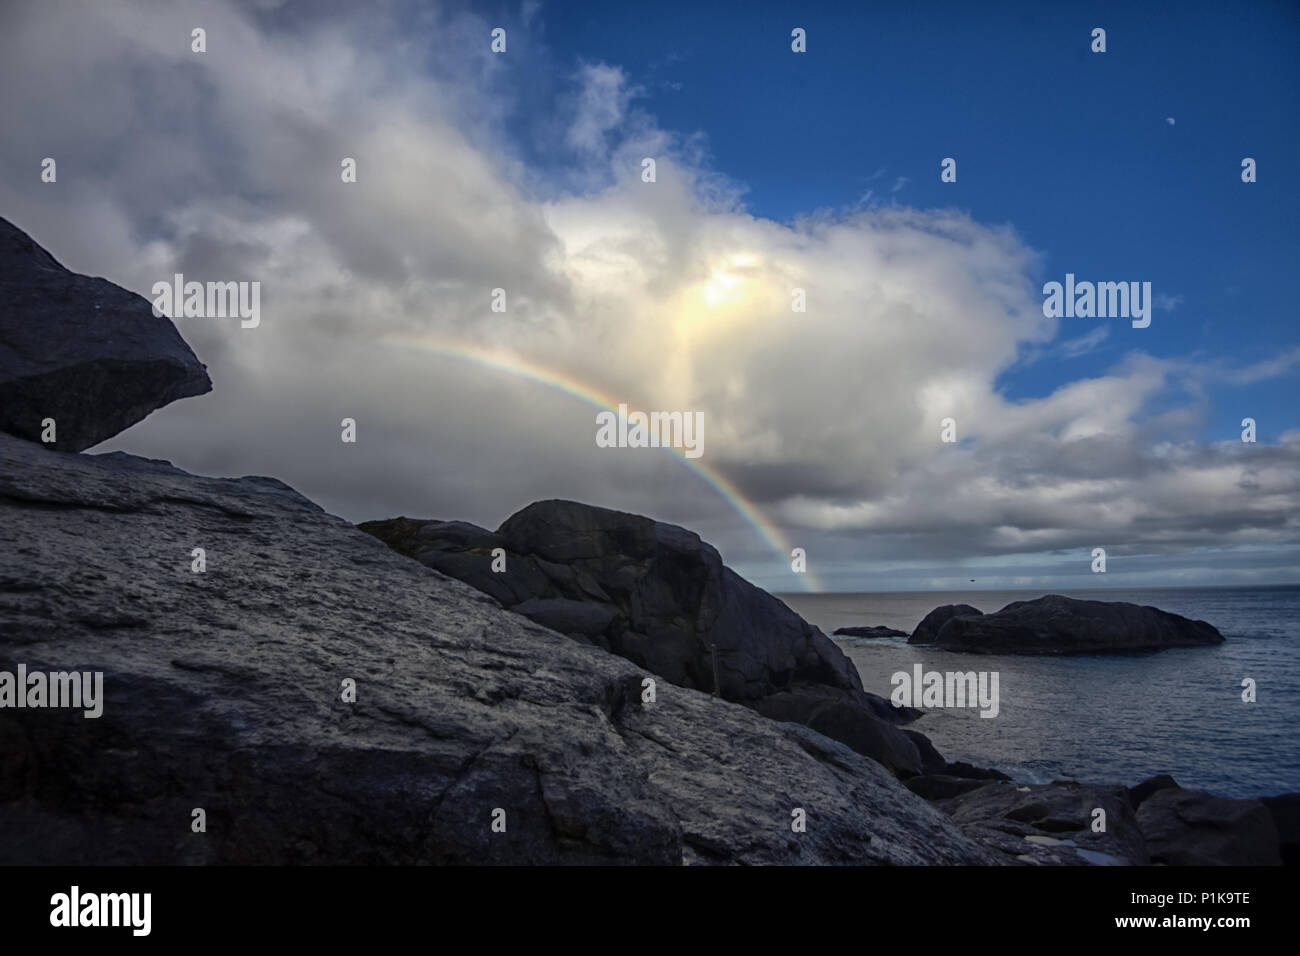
[359, 506, 1295, 866]
[0, 215, 1294, 865]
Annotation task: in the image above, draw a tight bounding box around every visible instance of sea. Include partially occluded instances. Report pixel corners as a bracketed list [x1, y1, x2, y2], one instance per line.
[776, 586, 1300, 799]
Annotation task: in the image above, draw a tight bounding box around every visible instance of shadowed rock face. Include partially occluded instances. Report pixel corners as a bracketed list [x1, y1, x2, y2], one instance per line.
[0, 216, 211, 452]
[915, 594, 1224, 655]
[1136, 788, 1281, 866]
[498, 500, 861, 699]
[361, 503, 932, 777]
[0, 434, 993, 865]
[908, 604, 982, 645]
[1260, 794, 1300, 866]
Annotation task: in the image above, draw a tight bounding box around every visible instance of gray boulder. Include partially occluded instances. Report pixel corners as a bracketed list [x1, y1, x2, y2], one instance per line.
[0, 433, 993, 865]
[495, 499, 864, 700]
[925, 594, 1224, 655]
[0, 216, 211, 451]
[362, 502, 933, 777]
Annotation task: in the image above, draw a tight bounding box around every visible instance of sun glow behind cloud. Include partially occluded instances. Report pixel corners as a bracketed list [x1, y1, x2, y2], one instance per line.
[702, 267, 746, 308]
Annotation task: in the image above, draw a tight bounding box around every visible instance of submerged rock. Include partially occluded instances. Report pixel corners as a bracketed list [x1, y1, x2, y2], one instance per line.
[0, 216, 211, 451]
[0, 433, 991, 865]
[916, 594, 1224, 655]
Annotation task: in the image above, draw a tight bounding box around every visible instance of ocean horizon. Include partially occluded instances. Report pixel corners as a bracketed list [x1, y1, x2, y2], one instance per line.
[778, 585, 1300, 799]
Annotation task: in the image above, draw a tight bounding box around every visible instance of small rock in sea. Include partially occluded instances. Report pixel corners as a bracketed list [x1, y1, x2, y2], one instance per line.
[832, 625, 909, 638]
[912, 594, 1223, 655]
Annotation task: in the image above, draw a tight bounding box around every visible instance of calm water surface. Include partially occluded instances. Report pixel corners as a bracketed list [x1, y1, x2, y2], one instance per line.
[778, 587, 1300, 798]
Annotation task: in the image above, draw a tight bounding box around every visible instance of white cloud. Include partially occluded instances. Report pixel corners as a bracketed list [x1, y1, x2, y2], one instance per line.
[565, 63, 639, 158]
[1055, 325, 1111, 358]
[1219, 346, 1300, 385]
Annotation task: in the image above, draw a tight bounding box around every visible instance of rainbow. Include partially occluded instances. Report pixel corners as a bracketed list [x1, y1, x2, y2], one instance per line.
[376, 331, 823, 592]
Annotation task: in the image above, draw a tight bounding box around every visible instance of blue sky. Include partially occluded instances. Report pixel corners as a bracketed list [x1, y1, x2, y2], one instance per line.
[504, 0, 1300, 441]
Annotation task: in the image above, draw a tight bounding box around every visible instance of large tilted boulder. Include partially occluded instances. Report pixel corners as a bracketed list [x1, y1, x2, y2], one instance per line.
[915, 594, 1224, 655]
[0, 216, 211, 451]
[498, 500, 864, 700]
[361, 503, 931, 777]
[0, 433, 993, 865]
